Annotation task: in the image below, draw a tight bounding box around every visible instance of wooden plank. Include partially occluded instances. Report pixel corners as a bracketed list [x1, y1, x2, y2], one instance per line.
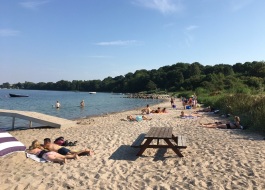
[146, 127, 173, 139]
[0, 109, 76, 129]
[153, 127, 159, 137]
[131, 133, 146, 148]
[145, 127, 156, 138]
[177, 136, 187, 148]
[164, 127, 172, 138]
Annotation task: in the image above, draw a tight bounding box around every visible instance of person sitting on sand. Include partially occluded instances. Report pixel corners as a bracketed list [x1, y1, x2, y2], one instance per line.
[141, 104, 152, 114]
[151, 107, 161, 113]
[43, 138, 94, 156]
[127, 115, 152, 121]
[26, 140, 78, 164]
[200, 116, 242, 129]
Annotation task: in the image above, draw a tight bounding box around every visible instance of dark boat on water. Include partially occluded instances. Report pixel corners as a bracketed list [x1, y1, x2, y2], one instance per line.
[9, 93, 29, 98]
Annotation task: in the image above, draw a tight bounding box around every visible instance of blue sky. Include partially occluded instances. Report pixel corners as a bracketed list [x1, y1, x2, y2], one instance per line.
[1, 0, 265, 84]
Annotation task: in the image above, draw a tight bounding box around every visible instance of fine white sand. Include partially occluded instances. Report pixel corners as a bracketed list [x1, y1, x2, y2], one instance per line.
[1, 99, 265, 190]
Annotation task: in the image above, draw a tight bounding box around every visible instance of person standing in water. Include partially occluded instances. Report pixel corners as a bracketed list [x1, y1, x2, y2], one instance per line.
[55, 101, 60, 109]
[80, 100, 85, 107]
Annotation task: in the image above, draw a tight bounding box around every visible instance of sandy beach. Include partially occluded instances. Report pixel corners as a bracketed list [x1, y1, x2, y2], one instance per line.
[1, 99, 265, 190]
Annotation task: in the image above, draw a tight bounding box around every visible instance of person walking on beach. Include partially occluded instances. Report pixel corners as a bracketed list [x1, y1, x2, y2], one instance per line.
[55, 101, 60, 109]
[43, 138, 94, 156]
[170, 97, 175, 106]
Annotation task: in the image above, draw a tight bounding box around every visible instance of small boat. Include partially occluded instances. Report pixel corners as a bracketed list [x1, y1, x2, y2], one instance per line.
[9, 93, 29, 97]
[88, 92, 96, 94]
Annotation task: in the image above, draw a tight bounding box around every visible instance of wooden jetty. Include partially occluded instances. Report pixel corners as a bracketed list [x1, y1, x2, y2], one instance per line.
[0, 109, 76, 130]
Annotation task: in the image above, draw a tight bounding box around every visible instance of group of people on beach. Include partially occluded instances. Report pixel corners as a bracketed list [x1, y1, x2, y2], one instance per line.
[141, 105, 167, 114]
[128, 96, 244, 130]
[26, 138, 94, 164]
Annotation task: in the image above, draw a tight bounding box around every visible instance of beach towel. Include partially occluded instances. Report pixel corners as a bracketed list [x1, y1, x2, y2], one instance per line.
[25, 152, 48, 163]
[0, 130, 26, 157]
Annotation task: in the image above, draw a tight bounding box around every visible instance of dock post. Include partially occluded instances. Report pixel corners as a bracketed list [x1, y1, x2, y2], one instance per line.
[12, 117, 15, 130]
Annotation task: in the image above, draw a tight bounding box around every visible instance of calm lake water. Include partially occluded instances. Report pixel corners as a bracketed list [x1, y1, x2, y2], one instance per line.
[0, 89, 162, 130]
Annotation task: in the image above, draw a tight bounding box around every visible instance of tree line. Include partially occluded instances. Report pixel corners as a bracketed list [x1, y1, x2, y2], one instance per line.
[2, 61, 265, 94]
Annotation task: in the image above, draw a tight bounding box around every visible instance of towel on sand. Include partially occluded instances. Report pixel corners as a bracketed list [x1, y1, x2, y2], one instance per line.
[0, 130, 26, 157]
[25, 152, 48, 163]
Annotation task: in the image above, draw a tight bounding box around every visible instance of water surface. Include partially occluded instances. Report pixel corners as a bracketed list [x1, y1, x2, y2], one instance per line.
[0, 89, 162, 130]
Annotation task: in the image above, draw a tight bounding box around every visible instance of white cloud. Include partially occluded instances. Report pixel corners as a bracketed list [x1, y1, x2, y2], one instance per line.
[229, 0, 253, 11]
[133, 0, 183, 14]
[184, 33, 193, 47]
[183, 25, 198, 47]
[94, 40, 140, 46]
[186, 25, 198, 31]
[0, 29, 20, 37]
[20, 0, 49, 10]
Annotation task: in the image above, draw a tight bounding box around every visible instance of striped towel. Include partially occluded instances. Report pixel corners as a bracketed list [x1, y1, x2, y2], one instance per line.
[0, 131, 26, 157]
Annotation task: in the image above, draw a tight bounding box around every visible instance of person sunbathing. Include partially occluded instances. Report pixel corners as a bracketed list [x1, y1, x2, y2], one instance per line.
[200, 116, 242, 129]
[127, 115, 152, 121]
[161, 108, 168, 113]
[26, 140, 77, 164]
[43, 138, 94, 156]
[180, 111, 201, 118]
[151, 107, 161, 113]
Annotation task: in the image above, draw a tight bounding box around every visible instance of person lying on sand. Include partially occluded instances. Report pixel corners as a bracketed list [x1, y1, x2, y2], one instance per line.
[150, 107, 168, 113]
[161, 108, 168, 113]
[199, 116, 242, 129]
[151, 107, 162, 113]
[43, 138, 94, 156]
[126, 115, 152, 121]
[26, 140, 78, 164]
[180, 111, 201, 118]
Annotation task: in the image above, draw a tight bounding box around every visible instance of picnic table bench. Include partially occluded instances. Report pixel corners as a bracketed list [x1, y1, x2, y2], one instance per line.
[131, 127, 187, 157]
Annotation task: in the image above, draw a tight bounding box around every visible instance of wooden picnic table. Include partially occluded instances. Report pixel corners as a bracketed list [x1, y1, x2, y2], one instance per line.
[133, 127, 186, 157]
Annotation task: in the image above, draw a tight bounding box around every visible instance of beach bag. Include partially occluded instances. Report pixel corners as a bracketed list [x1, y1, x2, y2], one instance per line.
[54, 137, 65, 146]
[54, 137, 77, 146]
[186, 105, 191, 109]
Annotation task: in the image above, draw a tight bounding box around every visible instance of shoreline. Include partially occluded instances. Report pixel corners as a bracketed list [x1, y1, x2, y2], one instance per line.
[72, 98, 168, 121]
[1, 99, 265, 189]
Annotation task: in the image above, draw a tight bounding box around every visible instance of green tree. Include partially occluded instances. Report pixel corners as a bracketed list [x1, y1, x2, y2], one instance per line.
[146, 80, 157, 91]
